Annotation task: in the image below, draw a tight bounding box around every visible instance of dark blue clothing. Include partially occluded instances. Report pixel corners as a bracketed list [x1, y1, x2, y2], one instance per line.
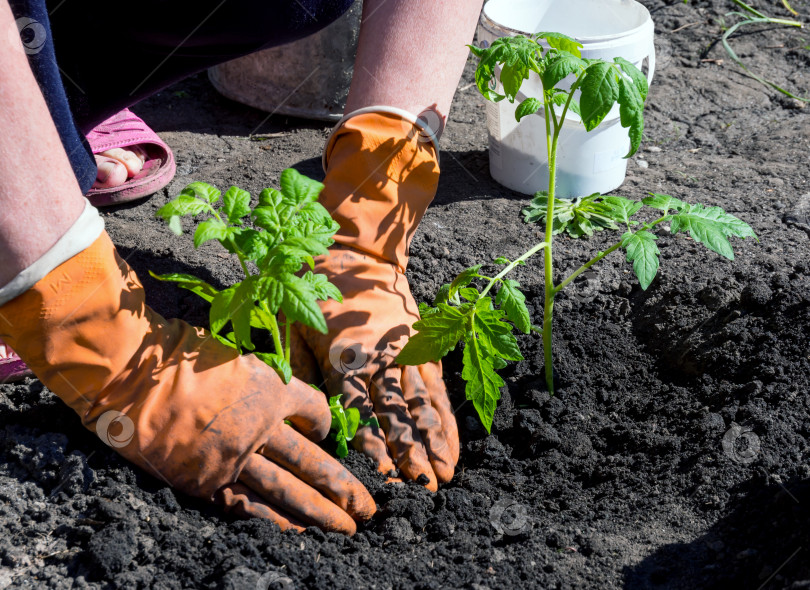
[8, 0, 356, 193]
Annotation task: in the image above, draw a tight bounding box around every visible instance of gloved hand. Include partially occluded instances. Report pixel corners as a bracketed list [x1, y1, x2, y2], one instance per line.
[0, 219, 375, 534]
[292, 110, 460, 491]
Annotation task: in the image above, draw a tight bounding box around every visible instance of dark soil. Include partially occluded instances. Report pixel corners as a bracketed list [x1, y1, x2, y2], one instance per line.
[3, 1, 810, 588]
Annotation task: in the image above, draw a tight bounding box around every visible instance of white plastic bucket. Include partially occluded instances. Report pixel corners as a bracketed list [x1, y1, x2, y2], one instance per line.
[477, 0, 656, 197]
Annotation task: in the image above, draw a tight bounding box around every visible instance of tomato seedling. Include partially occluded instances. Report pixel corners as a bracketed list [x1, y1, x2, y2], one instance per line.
[328, 394, 378, 458]
[396, 33, 757, 432]
[152, 168, 342, 384]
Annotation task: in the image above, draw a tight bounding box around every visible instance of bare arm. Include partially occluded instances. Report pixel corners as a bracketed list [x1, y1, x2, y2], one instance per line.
[0, 1, 85, 288]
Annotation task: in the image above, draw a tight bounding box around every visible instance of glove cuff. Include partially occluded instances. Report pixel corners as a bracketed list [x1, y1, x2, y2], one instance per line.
[0, 199, 104, 306]
[319, 109, 441, 271]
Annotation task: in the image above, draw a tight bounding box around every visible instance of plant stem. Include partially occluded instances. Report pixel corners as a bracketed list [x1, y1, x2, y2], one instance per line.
[260, 301, 284, 358]
[543, 103, 559, 394]
[479, 241, 549, 299]
[554, 215, 669, 294]
[284, 319, 291, 364]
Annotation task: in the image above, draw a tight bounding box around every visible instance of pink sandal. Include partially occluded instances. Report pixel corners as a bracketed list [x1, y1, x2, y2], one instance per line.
[85, 108, 176, 207]
[0, 339, 32, 383]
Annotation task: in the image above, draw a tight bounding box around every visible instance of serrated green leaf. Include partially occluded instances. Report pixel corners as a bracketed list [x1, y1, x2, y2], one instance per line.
[433, 283, 453, 306]
[183, 182, 221, 204]
[344, 407, 361, 441]
[232, 228, 270, 262]
[602, 195, 643, 227]
[614, 56, 649, 102]
[621, 230, 660, 290]
[542, 53, 586, 90]
[515, 97, 543, 122]
[670, 203, 757, 260]
[617, 75, 644, 157]
[494, 256, 510, 265]
[254, 352, 293, 384]
[302, 271, 342, 303]
[579, 61, 619, 131]
[193, 218, 229, 249]
[473, 309, 524, 361]
[280, 168, 323, 207]
[279, 273, 327, 334]
[148, 271, 219, 303]
[535, 32, 583, 57]
[495, 279, 531, 334]
[461, 336, 503, 433]
[418, 302, 439, 318]
[222, 186, 251, 223]
[642, 193, 686, 214]
[396, 303, 470, 365]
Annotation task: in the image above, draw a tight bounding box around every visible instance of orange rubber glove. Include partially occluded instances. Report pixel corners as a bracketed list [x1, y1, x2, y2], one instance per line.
[0, 231, 375, 534]
[292, 110, 460, 491]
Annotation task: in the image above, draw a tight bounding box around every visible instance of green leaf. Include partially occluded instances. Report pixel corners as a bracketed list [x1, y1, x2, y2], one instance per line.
[501, 61, 530, 102]
[193, 218, 230, 248]
[148, 271, 219, 303]
[495, 279, 531, 334]
[280, 236, 329, 257]
[515, 97, 543, 122]
[494, 256, 510, 265]
[210, 286, 237, 337]
[252, 205, 280, 232]
[259, 187, 283, 208]
[535, 32, 583, 57]
[302, 271, 343, 303]
[568, 98, 582, 118]
[542, 52, 586, 90]
[617, 75, 645, 158]
[459, 287, 480, 302]
[229, 279, 257, 351]
[183, 182, 221, 204]
[462, 336, 504, 433]
[396, 303, 470, 365]
[232, 229, 270, 262]
[449, 265, 483, 298]
[621, 230, 660, 290]
[579, 61, 619, 131]
[642, 193, 686, 214]
[344, 407, 361, 441]
[473, 308, 524, 361]
[222, 186, 252, 223]
[670, 203, 758, 260]
[279, 273, 327, 334]
[602, 195, 642, 227]
[614, 56, 649, 102]
[256, 275, 284, 315]
[156, 194, 209, 221]
[254, 352, 293, 384]
[433, 283, 454, 306]
[280, 168, 324, 207]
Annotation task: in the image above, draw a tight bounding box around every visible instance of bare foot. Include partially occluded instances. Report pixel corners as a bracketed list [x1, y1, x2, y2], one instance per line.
[93, 146, 147, 189]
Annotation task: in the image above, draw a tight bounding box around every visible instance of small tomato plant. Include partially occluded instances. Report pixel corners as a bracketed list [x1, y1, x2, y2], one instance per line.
[328, 394, 378, 458]
[396, 33, 757, 432]
[151, 168, 341, 384]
